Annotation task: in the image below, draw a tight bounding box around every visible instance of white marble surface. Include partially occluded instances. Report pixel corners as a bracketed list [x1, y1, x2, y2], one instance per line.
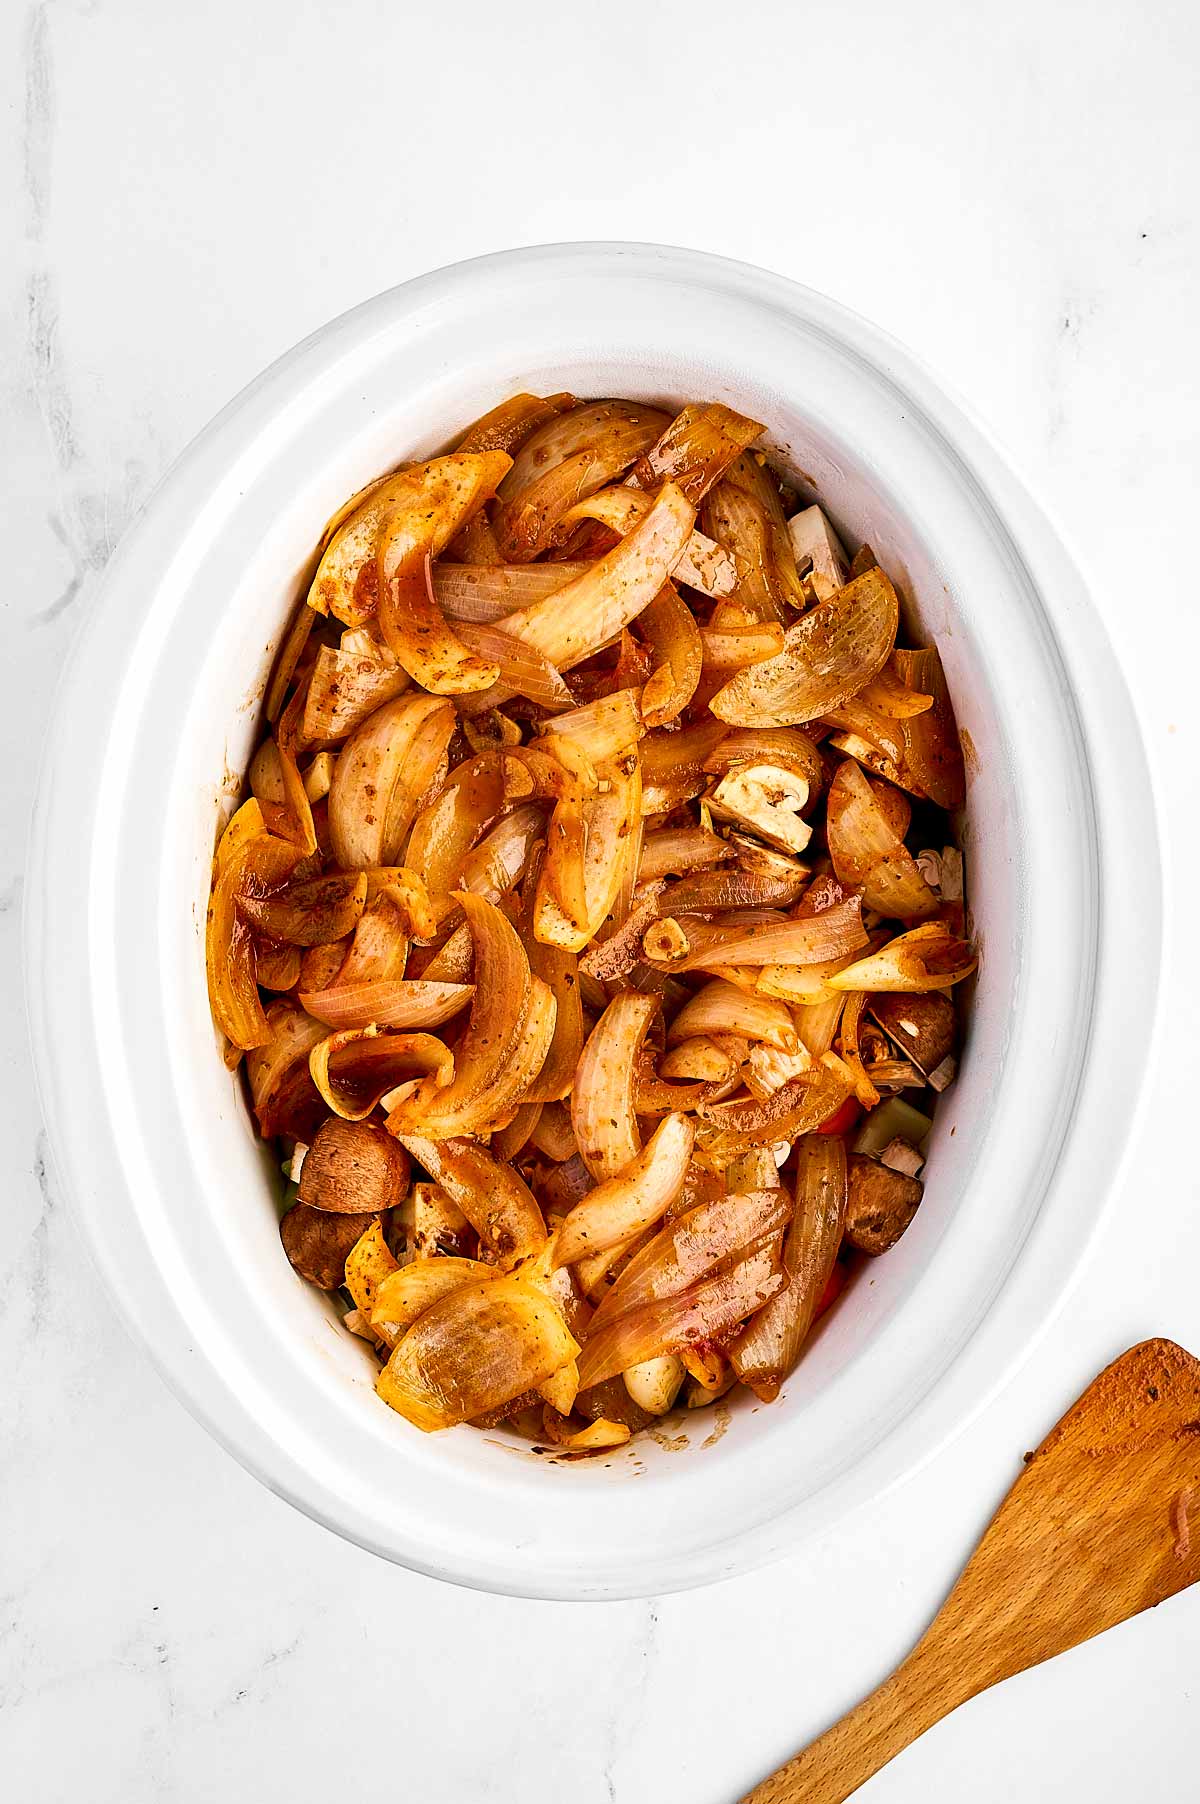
[4, 1, 1199, 1797]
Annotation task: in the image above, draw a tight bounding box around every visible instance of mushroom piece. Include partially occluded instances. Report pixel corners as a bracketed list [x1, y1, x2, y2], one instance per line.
[844, 1154, 923, 1255]
[706, 763, 813, 855]
[787, 504, 849, 601]
[280, 1203, 381, 1289]
[869, 991, 957, 1079]
[298, 1117, 410, 1215]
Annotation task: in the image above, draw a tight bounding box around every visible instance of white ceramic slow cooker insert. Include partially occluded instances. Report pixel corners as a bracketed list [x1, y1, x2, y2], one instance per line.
[26, 245, 1161, 1599]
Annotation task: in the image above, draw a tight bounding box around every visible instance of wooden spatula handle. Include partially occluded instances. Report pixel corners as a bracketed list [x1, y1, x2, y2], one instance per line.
[743, 1650, 960, 1804]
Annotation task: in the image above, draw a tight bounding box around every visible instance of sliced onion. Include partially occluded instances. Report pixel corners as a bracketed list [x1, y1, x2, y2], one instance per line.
[459, 802, 546, 903]
[576, 1191, 789, 1389]
[311, 1027, 454, 1121]
[571, 991, 657, 1180]
[892, 647, 967, 809]
[659, 1037, 744, 1083]
[697, 1054, 853, 1158]
[500, 483, 696, 670]
[328, 692, 456, 870]
[554, 1113, 695, 1267]
[644, 896, 866, 973]
[344, 1219, 401, 1316]
[405, 753, 506, 922]
[661, 864, 807, 914]
[454, 390, 575, 456]
[730, 1134, 848, 1400]
[240, 870, 367, 947]
[826, 922, 976, 992]
[555, 485, 737, 597]
[300, 979, 474, 1032]
[253, 936, 302, 992]
[639, 826, 732, 881]
[495, 401, 670, 558]
[385, 894, 556, 1138]
[837, 990, 881, 1107]
[308, 465, 446, 626]
[265, 599, 318, 724]
[527, 1100, 578, 1162]
[371, 1257, 497, 1346]
[246, 999, 328, 1139]
[433, 562, 590, 623]
[416, 920, 474, 983]
[375, 453, 513, 694]
[825, 759, 938, 920]
[710, 566, 900, 727]
[375, 1274, 580, 1431]
[640, 718, 727, 815]
[272, 676, 319, 854]
[542, 689, 644, 763]
[522, 887, 586, 1104]
[668, 979, 797, 1050]
[397, 1134, 547, 1269]
[702, 478, 786, 621]
[206, 836, 273, 1049]
[533, 749, 642, 951]
[303, 638, 410, 744]
[453, 620, 573, 707]
[628, 402, 764, 505]
[700, 623, 786, 670]
[329, 884, 410, 987]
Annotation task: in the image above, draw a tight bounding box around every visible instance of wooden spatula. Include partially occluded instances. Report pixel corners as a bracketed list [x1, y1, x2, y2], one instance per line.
[744, 1338, 1200, 1804]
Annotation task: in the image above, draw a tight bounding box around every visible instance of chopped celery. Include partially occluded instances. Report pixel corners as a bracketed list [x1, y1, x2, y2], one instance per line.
[853, 1097, 933, 1159]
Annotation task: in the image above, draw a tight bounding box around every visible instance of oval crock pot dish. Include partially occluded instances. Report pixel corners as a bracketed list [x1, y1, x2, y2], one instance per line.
[209, 390, 976, 1453]
[26, 247, 1161, 1596]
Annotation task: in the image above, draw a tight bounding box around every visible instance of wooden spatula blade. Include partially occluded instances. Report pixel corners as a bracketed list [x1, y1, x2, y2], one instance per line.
[744, 1340, 1200, 1804]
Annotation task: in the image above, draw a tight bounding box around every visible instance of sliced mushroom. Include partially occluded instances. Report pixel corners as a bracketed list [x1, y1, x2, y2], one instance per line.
[298, 1117, 410, 1215]
[869, 991, 957, 1078]
[280, 1203, 380, 1289]
[787, 505, 849, 601]
[706, 763, 813, 855]
[844, 1154, 923, 1256]
[879, 1136, 925, 1178]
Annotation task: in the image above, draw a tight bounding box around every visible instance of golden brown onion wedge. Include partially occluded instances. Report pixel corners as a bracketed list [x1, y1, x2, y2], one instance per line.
[344, 1219, 400, 1316]
[826, 922, 977, 993]
[730, 1133, 848, 1401]
[311, 1027, 454, 1121]
[533, 749, 641, 952]
[303, 638, 409, 743]
[433, 562, 590, 623]
[246, 999, 328, 1139]
[500, 483, 696, 670]
[308, 468, 431, 626]
[825, 759, 939, 920]
[371, 1257, 497, 1346]
[299, 979, 474, 1032]
[891, 646, 967, 809]
[495, 401, 670, 558]
[397, 1135, 547, 1269]
[452, 621, 573, 708]
[239, 870, 367, 947]
[643, 896, 867, 973]
[697, 1054, 854, 1159]
[571, 990, 657, 1181]
[375, 453, 512, 693]
[328, 692, 456, 870]
[375, 1275, 580, 1431]
[453, 391, 575, 456]
[710, 566, 900, 726]
[554, 486, 737, 598]
[405, 753, 505, 923]
[667, 979, 797, 1050]
[628, 402, 765, 504]
[206, 835, 273, 1050]
[553, 1112, 695, 1268]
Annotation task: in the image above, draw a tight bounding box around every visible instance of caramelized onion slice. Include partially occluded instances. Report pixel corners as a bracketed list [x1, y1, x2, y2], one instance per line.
[240, 870, 367, 947]
[303, 639, 409, 743]
[556, 485, 737, 598]
[375, 452, 512, 694]
[500, 483, 696, 670]
[730, 1134, 848, 1400]
[571, 991, 657, 1180]
[453, 621, 573, 708]
[433, 562, 590, 622]
[554, 1113, 695, 1268]
[668, 979, 797, 1050]
[344, 1219, 400, 1316]
[247, 999, 328, 1140]
[645, 896, 866, 973]
[892, 647, 967, 809]
[697, 1054, 854, 1159]
[710, 567, 900, 726]
[375, 1275, 580, 1431]
[308, 465, 441, 626]
[371, 1257, 497, 1345]
[628, 402, 764, 505]
[300, 979, 474, 1032]
[405, 753, 505, 922]
[825, 759, 938, 920]
[397, 1135, 547, 1269]
[329, 692, 456, 870]
[311, 1027, 454, 1121]
[827, 923, 977, 992]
